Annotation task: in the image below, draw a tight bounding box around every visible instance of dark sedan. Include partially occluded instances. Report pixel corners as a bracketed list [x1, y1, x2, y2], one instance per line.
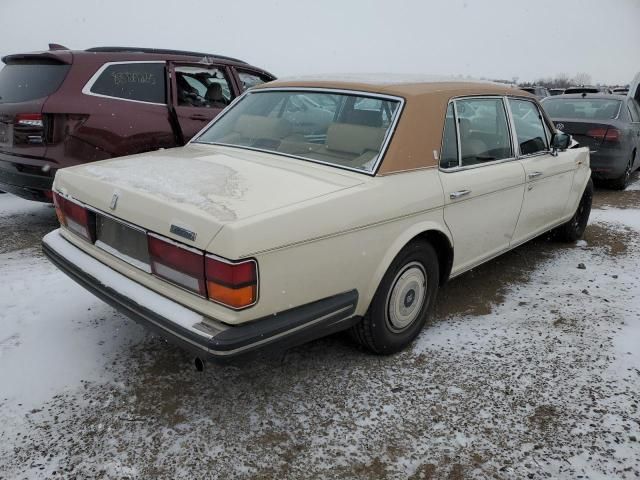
[542, 94, 640, 189]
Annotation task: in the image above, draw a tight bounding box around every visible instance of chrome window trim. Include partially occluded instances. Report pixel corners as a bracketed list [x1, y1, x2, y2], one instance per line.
[82, 61, 167, 106]
[189, 86, 406, 177]
[439, 95, 518, 173]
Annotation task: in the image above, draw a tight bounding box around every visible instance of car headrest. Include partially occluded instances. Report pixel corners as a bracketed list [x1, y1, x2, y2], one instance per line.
[205, 83, 223, 102]
[234, 114, 291, 140]
[326, 123, 386, 155]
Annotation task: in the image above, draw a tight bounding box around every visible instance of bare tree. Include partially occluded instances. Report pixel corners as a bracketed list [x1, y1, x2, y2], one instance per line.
[572, 72, 592, 86]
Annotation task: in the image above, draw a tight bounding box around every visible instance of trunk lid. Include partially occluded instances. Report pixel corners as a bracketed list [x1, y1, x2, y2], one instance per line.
[550, 118, 616, 151]
[54, 144, 364, 251]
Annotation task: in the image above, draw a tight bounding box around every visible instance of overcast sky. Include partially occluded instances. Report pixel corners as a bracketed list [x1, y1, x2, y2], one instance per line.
[1, 0, 638, 85]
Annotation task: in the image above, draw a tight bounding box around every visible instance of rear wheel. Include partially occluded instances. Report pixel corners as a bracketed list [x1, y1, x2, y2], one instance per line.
[610, 153, 634, 190]
[555, 178, 593, 242]
[351, 240, 439, 354]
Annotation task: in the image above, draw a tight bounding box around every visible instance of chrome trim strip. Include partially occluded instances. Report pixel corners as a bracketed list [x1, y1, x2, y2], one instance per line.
[81, 61, 167, 106]
[190, 86, 406, 177]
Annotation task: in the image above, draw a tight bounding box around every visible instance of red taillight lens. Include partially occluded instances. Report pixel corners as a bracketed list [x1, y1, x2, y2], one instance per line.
[148, 234, 206, 296]
[205, 256, 257, 309]
[604, 128, 620, 143]
[588, 127, 620, 144]
[15, 113, 43, 127]
[53, 192, 66, 226]
[53, 192, 95, 242]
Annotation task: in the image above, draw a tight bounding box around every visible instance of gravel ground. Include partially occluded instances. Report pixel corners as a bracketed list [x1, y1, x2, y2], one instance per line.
[0, 176, 639, 480]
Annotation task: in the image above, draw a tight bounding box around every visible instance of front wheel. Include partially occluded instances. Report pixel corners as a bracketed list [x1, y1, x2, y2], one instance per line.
[351, 240, 439, 354]
[554, 178, 593, 242]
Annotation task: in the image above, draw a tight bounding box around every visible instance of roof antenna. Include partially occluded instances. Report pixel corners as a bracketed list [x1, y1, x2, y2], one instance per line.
[48, 43, 69, 51]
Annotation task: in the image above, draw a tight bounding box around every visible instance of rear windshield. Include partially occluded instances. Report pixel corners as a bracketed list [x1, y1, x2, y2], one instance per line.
[0, 61, 70, 103]
[194, 90, 402, 174]
[542, 98, 622, 120]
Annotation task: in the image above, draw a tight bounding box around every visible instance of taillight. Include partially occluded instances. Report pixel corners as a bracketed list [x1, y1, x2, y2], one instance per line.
[15, 113, 43, 127]
[205, 256, 258, 309]
[148, 234, 206, 296]
[53, 191, 95, 242]
[587, 127, 620, 144]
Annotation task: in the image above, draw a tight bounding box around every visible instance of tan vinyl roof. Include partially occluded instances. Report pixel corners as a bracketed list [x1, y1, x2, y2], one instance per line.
[254, 77, 535, 175]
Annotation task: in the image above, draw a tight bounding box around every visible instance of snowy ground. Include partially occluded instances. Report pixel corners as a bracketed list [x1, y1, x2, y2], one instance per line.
[0, 176, 639, 480]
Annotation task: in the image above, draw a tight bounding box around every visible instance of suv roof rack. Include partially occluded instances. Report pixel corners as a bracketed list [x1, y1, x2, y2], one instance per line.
[85, 46, 247, 64]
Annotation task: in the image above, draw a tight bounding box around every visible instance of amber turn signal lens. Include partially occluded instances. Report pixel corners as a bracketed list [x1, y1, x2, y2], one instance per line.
[207, 282, 257, 309]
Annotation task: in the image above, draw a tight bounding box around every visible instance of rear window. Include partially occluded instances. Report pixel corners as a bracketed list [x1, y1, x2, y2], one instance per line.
[194, 90, 401, 174]
[542, 98, 622, 120]
[0, 61, 70, 103]
[89, 62, 166, 104]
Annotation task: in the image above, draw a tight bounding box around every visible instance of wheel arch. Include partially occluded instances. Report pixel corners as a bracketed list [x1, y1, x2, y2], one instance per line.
[362, 223, 454, 311]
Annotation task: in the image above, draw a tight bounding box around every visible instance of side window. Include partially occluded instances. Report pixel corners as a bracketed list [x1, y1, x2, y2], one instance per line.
[455, 98, 512, 167]
[440, 103, 458, 168]
[90, 63, 165, 103]
[237, 71, 271, 90]
[174, 66, 232, 108]
[509, 99, 549, 155]
[628, 100, 640, 122]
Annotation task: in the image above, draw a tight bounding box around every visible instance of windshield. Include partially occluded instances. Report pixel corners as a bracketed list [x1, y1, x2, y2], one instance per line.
[194, 90, 402, 173]
[542, 98, 622, 120]
[0, 61, 70, 103]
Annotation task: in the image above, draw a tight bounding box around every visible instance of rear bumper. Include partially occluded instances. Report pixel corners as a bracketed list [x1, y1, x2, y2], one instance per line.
[42, 229, 359, 362]
[589, 149, 629, 179]
[0, 154, 54, 202]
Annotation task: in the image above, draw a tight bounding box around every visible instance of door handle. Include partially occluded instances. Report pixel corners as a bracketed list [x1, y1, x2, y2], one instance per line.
[189, 114, 210, 121]
[449, 189, 471, 199]
[528, 171, 543, 179]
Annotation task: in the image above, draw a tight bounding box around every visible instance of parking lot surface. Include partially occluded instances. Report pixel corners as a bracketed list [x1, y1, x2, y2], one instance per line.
[1, 176, 639, 479]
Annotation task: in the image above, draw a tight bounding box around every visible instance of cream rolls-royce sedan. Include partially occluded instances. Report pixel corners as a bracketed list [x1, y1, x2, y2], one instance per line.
[42, 77, 592, 363]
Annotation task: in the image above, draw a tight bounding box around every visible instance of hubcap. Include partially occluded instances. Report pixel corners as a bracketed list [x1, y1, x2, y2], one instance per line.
[386, 262, 427, 333]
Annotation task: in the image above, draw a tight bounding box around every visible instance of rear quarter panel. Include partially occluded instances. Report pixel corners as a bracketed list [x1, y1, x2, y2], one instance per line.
[215, 168, 448, 318]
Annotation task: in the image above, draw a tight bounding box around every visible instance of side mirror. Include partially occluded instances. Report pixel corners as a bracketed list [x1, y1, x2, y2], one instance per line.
[551, 131, 571, 155]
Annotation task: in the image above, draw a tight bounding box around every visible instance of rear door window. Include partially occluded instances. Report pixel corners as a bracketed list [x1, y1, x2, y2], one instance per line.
[88, 62, 166, 104]
[455, 97, 512, 166]
[0, 61, 70, 103]
[508, 99, 549, 155]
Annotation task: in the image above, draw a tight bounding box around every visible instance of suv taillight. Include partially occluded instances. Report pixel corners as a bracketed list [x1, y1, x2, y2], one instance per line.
[15, 113, 43, 127]
[53, 191, 95, 242]
[205, 256, 258, 309]
[148, 234, 207, 296]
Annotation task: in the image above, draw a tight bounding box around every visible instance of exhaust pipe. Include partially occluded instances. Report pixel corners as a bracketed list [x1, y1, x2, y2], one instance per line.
[194, 357, 205, 372]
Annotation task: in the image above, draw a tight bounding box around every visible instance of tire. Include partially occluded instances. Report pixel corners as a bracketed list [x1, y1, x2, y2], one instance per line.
[555, 178, 593, 242]
[351, 240, 439, 355]
[610, 153, 634, 190]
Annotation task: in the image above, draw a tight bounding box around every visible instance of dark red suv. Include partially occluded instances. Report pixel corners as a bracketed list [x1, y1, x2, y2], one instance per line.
[0, 45, 275, 202]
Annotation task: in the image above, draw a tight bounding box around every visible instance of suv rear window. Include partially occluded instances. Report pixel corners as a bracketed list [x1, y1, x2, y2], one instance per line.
[0, 61, 70, 103]
[89, 62, 166, 104]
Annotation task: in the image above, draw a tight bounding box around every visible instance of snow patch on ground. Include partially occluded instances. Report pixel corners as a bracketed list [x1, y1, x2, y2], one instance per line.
[0, 195, 639, 479]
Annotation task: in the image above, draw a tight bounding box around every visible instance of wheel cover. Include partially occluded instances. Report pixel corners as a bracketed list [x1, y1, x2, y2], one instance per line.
[385, 262, 427, 333]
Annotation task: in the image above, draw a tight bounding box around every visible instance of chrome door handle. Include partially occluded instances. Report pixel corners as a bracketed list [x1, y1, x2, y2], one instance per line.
[528, 171, 543, 179]
[449, 189, 471, 199]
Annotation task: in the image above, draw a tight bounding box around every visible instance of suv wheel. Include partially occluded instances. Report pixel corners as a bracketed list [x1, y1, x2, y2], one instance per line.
[351, 240, 439, 354]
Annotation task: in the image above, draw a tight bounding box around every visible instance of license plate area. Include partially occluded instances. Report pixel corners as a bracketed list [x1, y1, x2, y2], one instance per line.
[95, 214, 151, 272]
